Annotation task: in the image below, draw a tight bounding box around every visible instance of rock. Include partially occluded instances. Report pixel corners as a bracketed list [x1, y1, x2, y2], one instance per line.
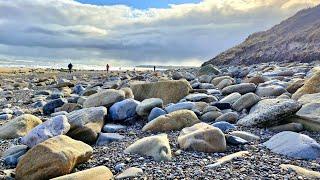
[120, 87, 134, 99]
[51, 111, 68, 117]
[115, 167, 143, 180]
[269, 123, 304, 132]
[67, 107, 107, 144]
[292, 71, 320, 100]
[200, 111, 222, 122]
[148, 107, 166, 121]
[0, 114, 42, 139]
[219, 92, 241, 104]
[237, 99, 301, 127]
[297, 93, 320, 105]
[244, 76, 266, 85]
[225, 135, 248, 145]
[51, 166, 113, 180]
[72, 84, 85, 94]
[164, 102, 195, 113]
[16, 135, 93, 180]
[172, 71, 195, 81]
[178, 123, 226, 152]
[229, 131, 260, 142]
[83, 89, 125, 108]
[109, 99, 139, 121]
[0, 113, 12, 120]
[216, 79, 234, 90]
[57, 103, 81, 113]
[142, 110, 200, 132]
[211, 76, 234, 86]
[232, 93, 260, 111]
[263, 131, 320, 160]
[103, 124, 127, 133]
[96, 133, 125, 146]
[21, 115, 70, 148]
[43, 98, 68, 115]
[215, 112, 239, 123]
[212, 121, 236, 132]
[136, 98, 163, 116]
[184, 93, 217, 103]
[222, 83, 256, 95]
[205, 151, 249, 168]
[255, 85, 287, 97]
[198, 64, 221, 75]
[2, 145, 28, 167]
[295, 102, 320, 131]
[211, 102, 232, 110]
[280, 164, 320, 179]
[286, 79, 304, 93]
[124, 134, 171, 161]
[131, 80, 192, 105]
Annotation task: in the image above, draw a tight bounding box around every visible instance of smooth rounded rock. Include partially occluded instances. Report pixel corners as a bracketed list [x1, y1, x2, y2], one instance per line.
[263, 131, 320, 160]
[21, 115, 70, 148]
[124, 134, 171, 161]
[178, 123, 226, 152]
[109, 99, 139, 121]
[142, 110, 200, 132]
[136, 98, 163, 116]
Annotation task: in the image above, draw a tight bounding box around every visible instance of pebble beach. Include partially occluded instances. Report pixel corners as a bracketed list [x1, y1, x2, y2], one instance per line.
[0, 63, 320, 179]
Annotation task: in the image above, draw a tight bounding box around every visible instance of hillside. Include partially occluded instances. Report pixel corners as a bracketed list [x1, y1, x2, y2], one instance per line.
[203, 5, 320, 66]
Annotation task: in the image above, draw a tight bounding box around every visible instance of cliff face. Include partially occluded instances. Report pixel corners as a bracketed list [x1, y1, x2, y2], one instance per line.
[203, 5, 320, 66]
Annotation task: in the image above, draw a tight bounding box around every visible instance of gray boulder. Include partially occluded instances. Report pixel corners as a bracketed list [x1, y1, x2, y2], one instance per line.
[263, 131, 320, 160]
[237, 99, 301, 127]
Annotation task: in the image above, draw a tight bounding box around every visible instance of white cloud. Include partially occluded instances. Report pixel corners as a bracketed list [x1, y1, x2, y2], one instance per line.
[0, 0, 319, 66]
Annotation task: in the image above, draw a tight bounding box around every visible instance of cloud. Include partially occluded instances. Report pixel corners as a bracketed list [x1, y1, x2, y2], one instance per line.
[0, 0, 319, 66]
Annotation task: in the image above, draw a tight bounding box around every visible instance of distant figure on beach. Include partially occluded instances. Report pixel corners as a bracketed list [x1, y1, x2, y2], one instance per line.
[106, 64, 110, 73]
[153, 66, 156, 72]
[68, 63, 73, 73]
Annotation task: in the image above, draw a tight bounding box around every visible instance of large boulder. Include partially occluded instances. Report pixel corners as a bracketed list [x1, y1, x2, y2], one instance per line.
[292, 71, 320, 100]
[237, 99, 301, 127]
[295, 102, 320, 131]
[21, 115, 70, 148]
[109, 99, 139, 121]
[124, 134, 171, 161]
[297, 93, 320, 105]
[83, 89, 125, 108]
[51, 166, 113, 180]
[16, 135, 93, 180]
[142, 110, 200, 132]
[66, 107, 107, 144]
[178, 123, 226, 152]
[263, 131, 320, 160]
[131, 80, 192, 105]
[0, 114, 42, 139]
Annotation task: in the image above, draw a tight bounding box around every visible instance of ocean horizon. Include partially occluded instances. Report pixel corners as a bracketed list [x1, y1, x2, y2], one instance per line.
[0, 59, 185, 71]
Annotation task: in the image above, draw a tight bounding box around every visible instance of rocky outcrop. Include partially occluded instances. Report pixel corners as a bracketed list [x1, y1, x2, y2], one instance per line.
[203, 5, 320, 66]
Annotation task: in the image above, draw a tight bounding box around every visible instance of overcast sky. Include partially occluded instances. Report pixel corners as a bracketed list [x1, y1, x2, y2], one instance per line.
[0, 0, 319, 66]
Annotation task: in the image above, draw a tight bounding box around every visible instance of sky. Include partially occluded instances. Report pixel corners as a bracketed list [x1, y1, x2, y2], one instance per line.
[0, 0, 319, 67]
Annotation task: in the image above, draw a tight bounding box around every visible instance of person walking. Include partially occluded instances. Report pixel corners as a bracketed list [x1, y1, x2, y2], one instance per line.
[106, 64, 110, 73]
[68, 62, 73, 73]
[153, 65, 156, 72]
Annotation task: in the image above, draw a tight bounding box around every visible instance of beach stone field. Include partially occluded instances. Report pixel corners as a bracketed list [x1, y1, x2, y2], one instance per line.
[0, 63, 320, 180]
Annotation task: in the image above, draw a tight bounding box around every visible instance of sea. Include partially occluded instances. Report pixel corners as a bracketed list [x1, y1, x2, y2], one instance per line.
[0, 59, 165, 71]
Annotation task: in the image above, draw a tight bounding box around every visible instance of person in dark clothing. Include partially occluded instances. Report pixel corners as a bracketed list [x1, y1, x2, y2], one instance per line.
[153, 66, 156, 72]
[68, 63, 73, 73]
[106, 64, 110, 73]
